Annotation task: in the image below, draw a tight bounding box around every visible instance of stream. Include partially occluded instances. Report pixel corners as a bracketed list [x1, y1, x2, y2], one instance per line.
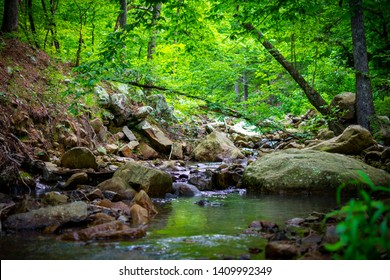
[0, 191, 338, 260]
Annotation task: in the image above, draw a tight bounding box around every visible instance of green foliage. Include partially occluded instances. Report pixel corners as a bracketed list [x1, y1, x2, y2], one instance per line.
[324, 171, 390, 259]
[1, 0, 388, 123]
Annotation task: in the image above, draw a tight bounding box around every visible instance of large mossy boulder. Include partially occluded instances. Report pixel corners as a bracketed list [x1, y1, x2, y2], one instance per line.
[242, 149, 390, 194]
[113, 162, 173, 197]
[307, 125, 375, 155]
[60, 147, 98, 170]
[192, 131, 244, 162]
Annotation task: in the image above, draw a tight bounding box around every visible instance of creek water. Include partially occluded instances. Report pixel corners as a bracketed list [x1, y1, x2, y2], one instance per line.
[0, 192, 338, 260]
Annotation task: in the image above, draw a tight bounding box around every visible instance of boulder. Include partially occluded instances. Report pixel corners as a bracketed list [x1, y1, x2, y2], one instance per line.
[192, 131, 244, 162]
[242, 149, 390, 194]
[90, 118, 104, 133]
[96, 177, 136, 200]
[130, 204, 149, 226]
[212, 167, 242, 190]
[62, 172, 88, 189]
[105, 144, 119, 154]
[95, 85, 110, 107]
[41, 192, 69, 206]
[127, 106, 153, 125]
[316, 128, 335, 140]
[307, 125, 375, 155]
[171, 142, 184, 160]
[330, 92, 356, 121]
[122, 126, 138, 141]
[146, 94, 175, 122]
[229, 121, 262, 143]
[133, 190, 158, 216]
[265, 242, 298, 260]
[136, 142, 159, 160]
[172, 182, 202, 197]
[139, 121, 173, 153]
[60, 147, 98, 170]
[4, 201, 88, 230]
[42, 162, 59, 182]
[114, 162, 173, 197]
[119, 143, 138, 158]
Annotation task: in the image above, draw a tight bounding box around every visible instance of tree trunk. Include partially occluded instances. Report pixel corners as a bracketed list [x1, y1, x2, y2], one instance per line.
[243, 71, 248, 102]
[350, 0, 375, 131]
[27, 0, 39, 48]
[242, 22, 345, 134]
[119, 0, 127, 29]
[41, 0, 60, 51]
[243, 23, 330, 116]
[1, 0, 19, 33]
[234, 81, 240, 102]
[147, 2, 162, 60]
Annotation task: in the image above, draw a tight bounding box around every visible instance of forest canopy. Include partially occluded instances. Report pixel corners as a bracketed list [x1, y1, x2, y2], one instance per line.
[1, 0, 389, 128]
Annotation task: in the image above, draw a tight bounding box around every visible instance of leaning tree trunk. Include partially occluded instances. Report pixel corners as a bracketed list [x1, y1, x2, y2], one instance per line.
[1, 0, 19, 33]
[350, 0, 375, 131]
[242, 23, 345, 134]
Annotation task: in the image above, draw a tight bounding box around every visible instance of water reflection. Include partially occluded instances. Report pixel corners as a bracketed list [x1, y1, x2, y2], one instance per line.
[0, 194, 337, 260]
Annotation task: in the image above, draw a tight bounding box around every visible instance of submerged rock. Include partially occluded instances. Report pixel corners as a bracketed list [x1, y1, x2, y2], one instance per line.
[173, 182, 202, 197]
[4, 201, 88, 230]
[242, 149, 390, 194]
[192, 131, 244, 162]
[59, 221, 146, 241]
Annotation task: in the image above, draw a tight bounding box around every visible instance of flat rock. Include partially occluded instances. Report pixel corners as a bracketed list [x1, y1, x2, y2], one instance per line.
[4, 201, 88, 230]
[122, 126, 137, 141]
[139, 121, 172, 153]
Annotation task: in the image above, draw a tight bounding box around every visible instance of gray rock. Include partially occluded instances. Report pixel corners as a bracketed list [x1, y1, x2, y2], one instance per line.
[147, 94, 175, 122]
[42, 162, 59, 182]
[122, 126, 137, 141]
[242, 149, 390, 194]
[95, 85, 110, 107]
[4, 201, 88, 230]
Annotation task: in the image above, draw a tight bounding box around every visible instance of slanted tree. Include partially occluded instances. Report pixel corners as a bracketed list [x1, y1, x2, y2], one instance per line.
[1, 0, 19, 33]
